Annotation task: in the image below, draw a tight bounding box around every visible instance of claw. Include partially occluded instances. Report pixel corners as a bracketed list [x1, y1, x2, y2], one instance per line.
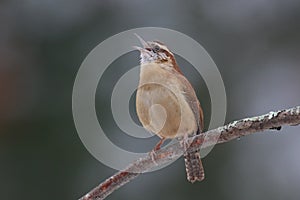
[149, 150, 158, 165]
[149, 137, 166, 165]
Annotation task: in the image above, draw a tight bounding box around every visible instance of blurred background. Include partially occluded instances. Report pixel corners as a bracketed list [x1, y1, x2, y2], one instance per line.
[1, 0, 300, 199]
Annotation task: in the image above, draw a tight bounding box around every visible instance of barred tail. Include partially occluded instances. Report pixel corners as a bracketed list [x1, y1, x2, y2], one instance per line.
[184, 146, 205, 183]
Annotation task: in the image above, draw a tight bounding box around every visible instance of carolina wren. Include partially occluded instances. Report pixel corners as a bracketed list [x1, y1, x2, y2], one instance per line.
[134, 34, 205, 183]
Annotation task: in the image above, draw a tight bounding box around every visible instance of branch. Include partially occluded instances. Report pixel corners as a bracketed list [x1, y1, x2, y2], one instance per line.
[79, 106, 300, 200]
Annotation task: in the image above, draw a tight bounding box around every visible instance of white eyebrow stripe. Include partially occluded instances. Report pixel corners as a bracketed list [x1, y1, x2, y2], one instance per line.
[149, 41, 170, 52]
[157, 44, 169, 52]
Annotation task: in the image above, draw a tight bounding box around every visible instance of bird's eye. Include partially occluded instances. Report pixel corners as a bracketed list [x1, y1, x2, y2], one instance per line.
[152, 45, 160, 52]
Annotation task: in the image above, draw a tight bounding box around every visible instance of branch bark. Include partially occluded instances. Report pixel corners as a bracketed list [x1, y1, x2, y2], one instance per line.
[79, 106, 300, 200]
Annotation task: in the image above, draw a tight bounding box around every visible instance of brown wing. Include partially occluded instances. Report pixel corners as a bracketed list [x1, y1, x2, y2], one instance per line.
[176, 73, 204, 133]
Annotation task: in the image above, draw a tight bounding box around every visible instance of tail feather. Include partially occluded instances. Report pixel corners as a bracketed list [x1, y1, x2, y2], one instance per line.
[184, 142, 205, 183]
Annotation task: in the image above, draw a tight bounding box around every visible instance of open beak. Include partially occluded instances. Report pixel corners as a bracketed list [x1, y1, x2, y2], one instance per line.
[133, 33, 151, 52]
[134, 33, 150, 48]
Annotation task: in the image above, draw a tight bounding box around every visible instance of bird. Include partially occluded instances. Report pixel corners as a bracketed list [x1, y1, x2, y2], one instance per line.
[134, 34, 205, 183]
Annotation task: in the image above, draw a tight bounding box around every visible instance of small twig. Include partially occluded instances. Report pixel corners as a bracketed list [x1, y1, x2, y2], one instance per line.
[79, 106, 300, 200]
